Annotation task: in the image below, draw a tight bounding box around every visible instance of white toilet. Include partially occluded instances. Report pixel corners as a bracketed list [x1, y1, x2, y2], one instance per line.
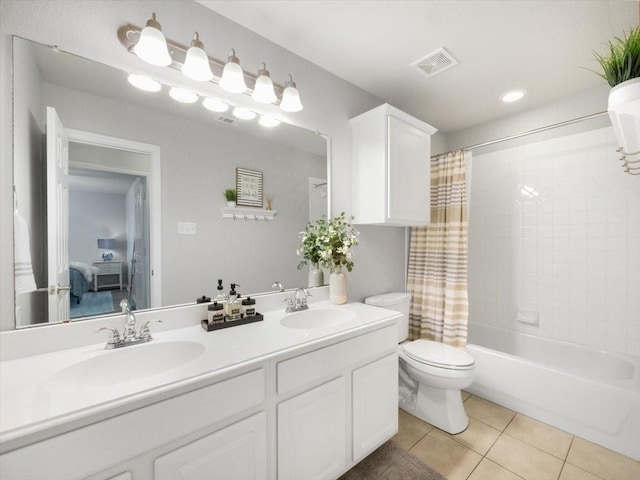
[365, 292, 475, 434]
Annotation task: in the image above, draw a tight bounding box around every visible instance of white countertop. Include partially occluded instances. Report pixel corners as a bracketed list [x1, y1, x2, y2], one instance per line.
[0, 300, 398, 453]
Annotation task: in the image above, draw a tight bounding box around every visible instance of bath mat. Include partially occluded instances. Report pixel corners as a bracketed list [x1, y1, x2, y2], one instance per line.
[344, 441, 447, 480]
[70, 291, 114, 318]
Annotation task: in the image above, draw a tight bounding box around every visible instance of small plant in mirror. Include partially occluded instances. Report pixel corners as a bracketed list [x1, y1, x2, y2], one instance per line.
[297, 212, 359, 273]
[224, 188, 237, 202]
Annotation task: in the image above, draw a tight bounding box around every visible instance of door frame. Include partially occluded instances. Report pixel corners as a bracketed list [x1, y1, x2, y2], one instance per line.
[66, 128, 162, 308]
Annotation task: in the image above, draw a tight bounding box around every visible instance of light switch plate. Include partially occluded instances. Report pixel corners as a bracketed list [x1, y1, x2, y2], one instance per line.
[177, 222, 197, 235]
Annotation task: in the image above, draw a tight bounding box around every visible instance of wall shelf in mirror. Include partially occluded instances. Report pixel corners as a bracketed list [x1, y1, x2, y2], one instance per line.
[222, 207, 276, 221]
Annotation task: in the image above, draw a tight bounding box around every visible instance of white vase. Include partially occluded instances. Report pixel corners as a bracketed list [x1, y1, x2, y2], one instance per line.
[329, 268, 347, 305]
[308, 263, 324, 288]
[226, 200, 236, 208]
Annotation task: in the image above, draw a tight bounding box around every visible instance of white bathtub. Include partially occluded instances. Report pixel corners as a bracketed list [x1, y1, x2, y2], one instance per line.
[465, 323, 640, 461]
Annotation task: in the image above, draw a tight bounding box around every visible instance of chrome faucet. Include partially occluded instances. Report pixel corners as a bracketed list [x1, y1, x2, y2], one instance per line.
[272, 281, 285, 292]
[96, 299, 162, 349]
[285, 288, 312, 313]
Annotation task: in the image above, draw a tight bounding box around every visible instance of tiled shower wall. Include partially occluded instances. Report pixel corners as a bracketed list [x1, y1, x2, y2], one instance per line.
[468, 126, 640, 356]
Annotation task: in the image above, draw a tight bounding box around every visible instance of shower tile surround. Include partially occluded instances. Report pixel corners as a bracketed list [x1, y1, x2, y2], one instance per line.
[468, 126, 640, 356]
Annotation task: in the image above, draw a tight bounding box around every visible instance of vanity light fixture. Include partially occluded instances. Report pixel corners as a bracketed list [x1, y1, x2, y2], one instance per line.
[259, 115, 281, 127]
[279, 74, 303, 112]
[220, 49, 248, 94]
[169, 86, 198, 103]
[133, 13, 172, 67]
[252, 63, 277, 104]
[127, 73, 162, 92]
[203, 97, 230, 113]
[119, 19, 304, 111]
[232, 107, 257, 120]
[501, 89, 526, 103]
[182, 32, 214, 82]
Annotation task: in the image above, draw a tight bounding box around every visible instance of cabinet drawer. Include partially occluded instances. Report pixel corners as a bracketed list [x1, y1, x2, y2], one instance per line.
[0, 368, 265, 480]
[277, 325, 396, 395]
[95, 262, 121, 274]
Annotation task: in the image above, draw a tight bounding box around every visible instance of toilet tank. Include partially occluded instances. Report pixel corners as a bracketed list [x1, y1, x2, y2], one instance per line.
[365, 292, 411, 343]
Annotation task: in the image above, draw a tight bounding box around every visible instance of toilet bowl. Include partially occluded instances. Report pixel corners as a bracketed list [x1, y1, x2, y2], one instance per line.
[365, 293, 475, 434]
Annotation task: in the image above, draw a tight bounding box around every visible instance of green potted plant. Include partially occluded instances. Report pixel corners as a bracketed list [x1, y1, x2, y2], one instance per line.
[592, 26, 640, 155]
[224, 188, 237, 207]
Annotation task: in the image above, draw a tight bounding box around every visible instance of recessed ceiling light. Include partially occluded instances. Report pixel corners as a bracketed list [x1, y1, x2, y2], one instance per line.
[127, 73, 161, 92]
[232, 107, 256, 120]
[501, 89, 526, 103]
[169, 87, 198, 103]
[203, 97, 230, 113]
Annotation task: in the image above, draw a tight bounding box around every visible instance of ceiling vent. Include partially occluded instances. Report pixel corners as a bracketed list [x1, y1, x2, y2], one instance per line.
[411, 47, 459, 79]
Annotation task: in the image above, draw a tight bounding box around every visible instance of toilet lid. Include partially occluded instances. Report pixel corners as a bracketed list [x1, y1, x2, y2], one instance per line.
[403, 340, 474, 370]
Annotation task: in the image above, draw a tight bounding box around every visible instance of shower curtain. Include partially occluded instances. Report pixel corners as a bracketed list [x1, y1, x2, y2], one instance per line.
[408, 150, 469, 347]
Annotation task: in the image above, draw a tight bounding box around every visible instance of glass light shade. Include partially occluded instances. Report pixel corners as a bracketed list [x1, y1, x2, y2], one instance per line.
[133, 13, 172, 67]
[232, 107, 256, 120]
[259, 115, 281, 127]
[169, 87, 198, 103]
[280, 75, 303, 112]
[251, 63, 277, 104]
[219, 49, 247, 93]
[203, 97, 229, 113]
[182, 33, 213, 82]
[280, 85, 303, 112]
[127, 73, 161, 92]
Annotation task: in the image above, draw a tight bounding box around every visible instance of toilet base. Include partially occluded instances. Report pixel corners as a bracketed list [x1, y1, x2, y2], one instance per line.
[400, 384, 469, 434]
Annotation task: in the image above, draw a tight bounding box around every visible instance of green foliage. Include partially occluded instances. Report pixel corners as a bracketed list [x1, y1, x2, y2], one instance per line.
[224, 188, 237, 201]
[297, 212, 360, 272]
[593, 27, 640, 87]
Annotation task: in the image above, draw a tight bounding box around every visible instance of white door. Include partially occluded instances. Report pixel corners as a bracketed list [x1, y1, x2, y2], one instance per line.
[46, 106, 70, 323]
[278, 377, 346, 480]
[154, 412, 267, 480]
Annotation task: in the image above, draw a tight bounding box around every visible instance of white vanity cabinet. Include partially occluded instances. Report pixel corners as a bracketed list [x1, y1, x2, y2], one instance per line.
[0, 368, 267, 480]
[276, 325, 398, 480]
[350, 103, 437, 226]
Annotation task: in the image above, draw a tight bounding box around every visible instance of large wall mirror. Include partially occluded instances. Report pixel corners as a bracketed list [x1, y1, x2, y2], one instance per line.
[12, 37, 328, 330]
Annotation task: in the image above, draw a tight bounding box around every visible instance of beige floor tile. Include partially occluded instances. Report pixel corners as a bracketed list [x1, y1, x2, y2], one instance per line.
[504, 414, 573, 459]
[468, 458, 525, 480]
[410, 429, 482, 480]
[559, 463, 603, 480]
[392, 408, 433, 450]
[448, 417, 501, 455]
[462, 390, 472, 401]
[464, 395, 516, 431]
[566, 437, 640, 480]
[487, 434, 564, 480]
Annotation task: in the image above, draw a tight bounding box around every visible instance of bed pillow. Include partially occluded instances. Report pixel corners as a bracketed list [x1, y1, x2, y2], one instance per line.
[69, 261, 100, 282]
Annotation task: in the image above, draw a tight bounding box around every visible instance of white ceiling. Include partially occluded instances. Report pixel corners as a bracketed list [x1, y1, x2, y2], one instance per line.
[197, 0, 639, 133]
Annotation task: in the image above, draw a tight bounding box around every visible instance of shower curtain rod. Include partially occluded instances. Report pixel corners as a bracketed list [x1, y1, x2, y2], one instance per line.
[432, 111, 608, 158]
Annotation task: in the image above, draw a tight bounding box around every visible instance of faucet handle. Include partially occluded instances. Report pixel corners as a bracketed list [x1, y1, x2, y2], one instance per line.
[138, 320, 162, 340]
[96, 327, 122, 344]
[272, 281, 285, 292]
[120, 299, 130, 314]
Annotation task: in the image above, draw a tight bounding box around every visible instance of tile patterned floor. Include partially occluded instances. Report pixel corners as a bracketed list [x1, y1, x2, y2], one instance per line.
[392, 392, 640, 480]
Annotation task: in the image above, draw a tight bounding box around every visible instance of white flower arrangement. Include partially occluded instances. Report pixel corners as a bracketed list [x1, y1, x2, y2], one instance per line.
[297, 212, 359, 272]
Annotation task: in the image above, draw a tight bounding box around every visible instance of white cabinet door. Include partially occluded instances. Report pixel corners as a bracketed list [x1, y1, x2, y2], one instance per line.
[352, 353, 399, 461]
[278, 377, 346, 480]
[387, 115, 431, 224]
[154, 412, 267, 480]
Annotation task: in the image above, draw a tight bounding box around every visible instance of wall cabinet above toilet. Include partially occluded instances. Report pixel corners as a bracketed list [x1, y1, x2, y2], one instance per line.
[350, 104, 437, 226]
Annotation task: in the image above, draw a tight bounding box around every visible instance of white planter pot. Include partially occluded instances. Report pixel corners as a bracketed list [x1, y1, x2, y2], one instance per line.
[226, 201, 236, 208]
[608, 77, 640, 154]
[308, 264, 324, 288]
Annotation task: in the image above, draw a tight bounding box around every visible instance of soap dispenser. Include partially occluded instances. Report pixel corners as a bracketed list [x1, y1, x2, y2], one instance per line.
[214, 279, 227, 303]
[224, 283, 242, 321]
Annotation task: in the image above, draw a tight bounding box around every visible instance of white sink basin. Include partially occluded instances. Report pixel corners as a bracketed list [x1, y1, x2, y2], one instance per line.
[46, 341, 205, 389]
[280, 308, 356, 329]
